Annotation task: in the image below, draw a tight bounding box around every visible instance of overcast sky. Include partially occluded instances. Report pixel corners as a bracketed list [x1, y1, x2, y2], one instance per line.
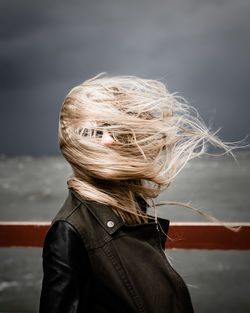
[1, 0, 250, 156]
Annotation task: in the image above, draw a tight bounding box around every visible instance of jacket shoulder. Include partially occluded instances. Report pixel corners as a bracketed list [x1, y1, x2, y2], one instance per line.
[51, 189, 82, 225]
[43, 220, 87, 266]
[51, 188, 109, 250]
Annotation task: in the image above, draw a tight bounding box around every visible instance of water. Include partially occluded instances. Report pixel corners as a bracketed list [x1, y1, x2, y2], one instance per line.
[0, 152, 249, 312]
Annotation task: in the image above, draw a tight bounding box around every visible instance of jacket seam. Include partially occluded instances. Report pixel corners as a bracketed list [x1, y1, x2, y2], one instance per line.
[66, 207, 112, 250]
[86, 236, 113, 251]
[53, 219, 85, 246]
[52, 200, 82, 226]
[65, 201, 82, 220]
[102, 242, 145, 313]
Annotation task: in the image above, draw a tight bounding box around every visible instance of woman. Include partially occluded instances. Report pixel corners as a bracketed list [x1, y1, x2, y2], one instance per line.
[39, 73, 245, 313]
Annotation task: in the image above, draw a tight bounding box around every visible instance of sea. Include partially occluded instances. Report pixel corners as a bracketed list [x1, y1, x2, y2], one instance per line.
[0, 151, 249, 312]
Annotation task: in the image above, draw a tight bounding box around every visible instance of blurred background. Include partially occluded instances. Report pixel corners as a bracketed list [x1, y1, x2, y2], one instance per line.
[0, 0, 250, 312]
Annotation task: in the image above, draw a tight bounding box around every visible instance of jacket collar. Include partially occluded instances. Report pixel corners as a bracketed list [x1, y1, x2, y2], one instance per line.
[69, 188, 170, 246]
[70, 188, 124, 234]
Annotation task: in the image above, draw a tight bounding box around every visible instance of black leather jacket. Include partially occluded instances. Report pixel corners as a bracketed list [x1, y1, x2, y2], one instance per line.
[39, 188, 194, 313]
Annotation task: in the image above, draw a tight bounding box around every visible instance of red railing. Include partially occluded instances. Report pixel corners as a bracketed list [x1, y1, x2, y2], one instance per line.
[0, 221, 250, 250]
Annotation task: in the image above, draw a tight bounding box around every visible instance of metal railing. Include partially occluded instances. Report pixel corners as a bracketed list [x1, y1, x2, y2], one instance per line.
[1, 221, 250, 250]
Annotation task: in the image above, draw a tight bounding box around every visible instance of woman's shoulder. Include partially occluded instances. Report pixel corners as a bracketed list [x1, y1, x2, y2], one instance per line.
[47, 220, 81, 241]
[43, 220, 89, 269]
[44, 220, 83, 252]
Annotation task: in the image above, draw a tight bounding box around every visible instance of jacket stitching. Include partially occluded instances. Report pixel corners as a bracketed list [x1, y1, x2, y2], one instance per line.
[102, 242, 145, 313]
[67, 209, 113, 250]
[86, 236, 113, 251]
[65, 201, 82, 220]
[52, 200, 82, 226]
[81, 201, 124, 235]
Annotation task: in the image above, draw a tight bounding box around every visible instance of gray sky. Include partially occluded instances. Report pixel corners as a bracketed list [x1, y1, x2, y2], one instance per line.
[1, 0, 250, 156]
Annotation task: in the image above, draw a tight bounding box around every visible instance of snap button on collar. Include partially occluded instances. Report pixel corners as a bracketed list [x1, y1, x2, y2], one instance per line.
[107, 220, 115, 228]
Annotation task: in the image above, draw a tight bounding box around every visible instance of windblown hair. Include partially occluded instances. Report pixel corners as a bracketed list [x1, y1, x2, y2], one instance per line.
[58, 72, 247, 227]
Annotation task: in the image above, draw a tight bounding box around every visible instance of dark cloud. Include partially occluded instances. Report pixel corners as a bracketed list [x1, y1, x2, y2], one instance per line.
[1, 0, 250, 155]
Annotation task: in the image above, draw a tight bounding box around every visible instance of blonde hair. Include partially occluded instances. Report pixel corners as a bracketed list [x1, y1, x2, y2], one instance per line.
[58, 72, 248, 228]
